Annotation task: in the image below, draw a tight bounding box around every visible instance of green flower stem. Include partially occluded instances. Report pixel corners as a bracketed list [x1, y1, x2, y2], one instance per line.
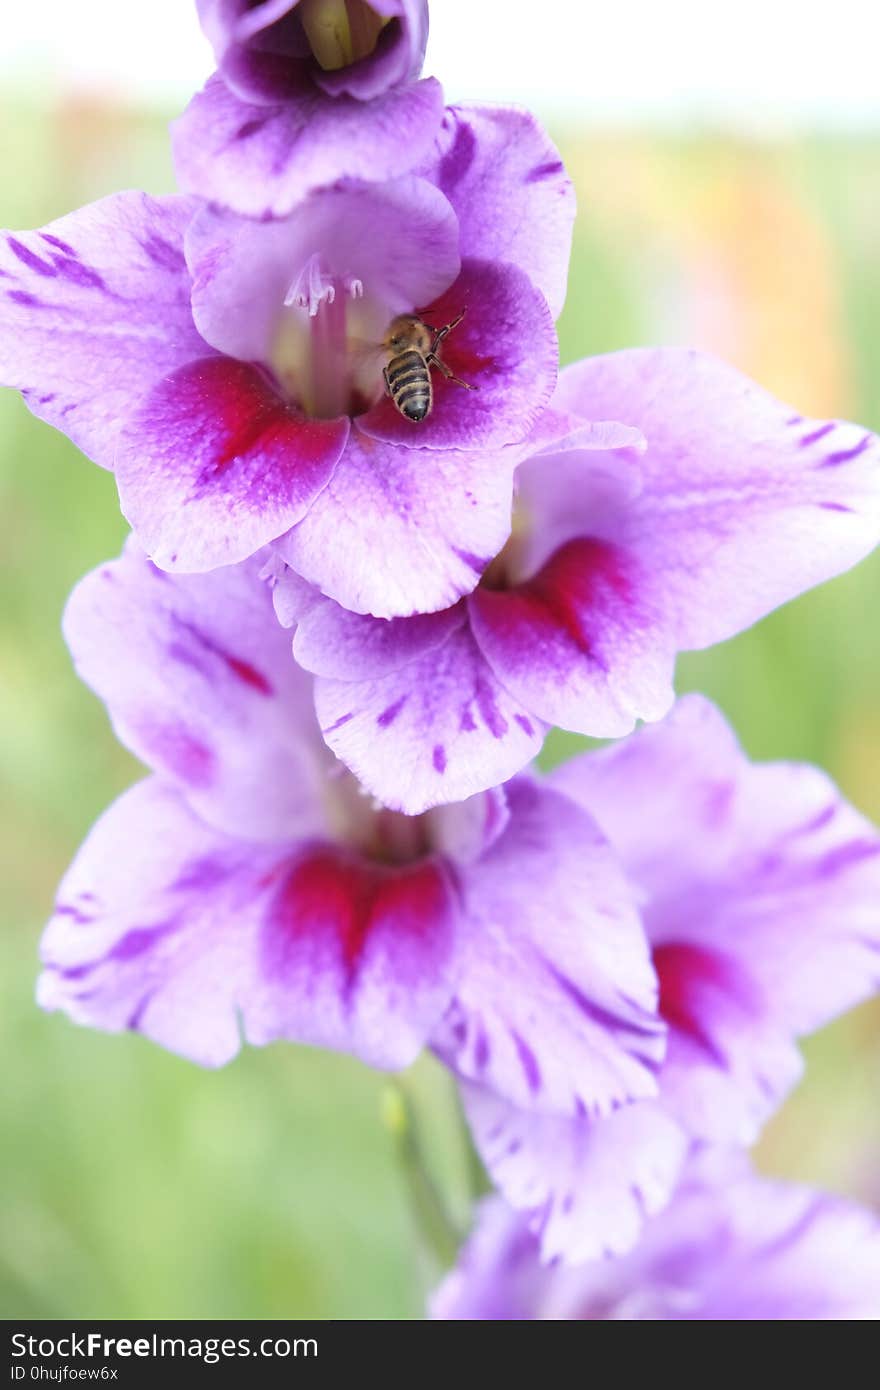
[382, 1081, 463, 1271]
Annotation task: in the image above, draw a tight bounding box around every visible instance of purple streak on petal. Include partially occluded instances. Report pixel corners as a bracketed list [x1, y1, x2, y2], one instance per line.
[134, 722, 216, 789]
[127, 992, 156, 1032]
[7, 235, 57, 276]
[171, 855, 237, 893]
[474, 668, 509, 739]
[432, 744, 448, 774]
[40, 232, 77, 256]
[818, 501, 854, 512]
[53, 903, 96, 926]
[108, 920, 180, 963]
[322, 711, 354, 734]
[437, 117, 477, 188]
[822, 434, 872, 466]
[233, 114, 271, 141]
[377, 695, 408, 727]
[171, 614, 274, 696]
[544, 961, 665, 1053]
[800, 802, 839, 834]
[7, 289, 41, 308]
[51, 256, 107, 291]
[140, 231, 188, 272]
[817, 837, 880, 876]
[511, 1030, 542, 1094]
[799, 421, 835, 447]
[526, 159, 566, 182]
[514, 714, 534, 737]
[453, 548, 490, 575]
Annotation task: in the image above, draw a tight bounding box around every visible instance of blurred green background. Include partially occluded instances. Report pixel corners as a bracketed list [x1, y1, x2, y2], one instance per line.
[2, 96, 880, 1319]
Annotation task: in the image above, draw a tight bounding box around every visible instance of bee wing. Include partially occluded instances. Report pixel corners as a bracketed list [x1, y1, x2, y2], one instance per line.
[348, 334, 390, 403]
[348, 334, 386, 369]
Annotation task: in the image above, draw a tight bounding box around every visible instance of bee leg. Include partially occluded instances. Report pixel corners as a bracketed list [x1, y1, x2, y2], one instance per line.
[429, 354, 478, 391]
[427, 309, 467, 353]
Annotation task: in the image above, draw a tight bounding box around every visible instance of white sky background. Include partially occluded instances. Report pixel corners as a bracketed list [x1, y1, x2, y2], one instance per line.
[0, 0, 879, 129]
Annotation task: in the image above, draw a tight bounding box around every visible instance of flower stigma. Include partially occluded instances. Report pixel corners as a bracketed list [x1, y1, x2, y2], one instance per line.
[274, 252, 380, 419]
[298, 0, 390, 71]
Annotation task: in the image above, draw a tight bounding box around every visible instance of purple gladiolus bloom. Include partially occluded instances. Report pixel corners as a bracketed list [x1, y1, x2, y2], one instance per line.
[0, 108, 571, 597]
[458, 696, 880, 1263]
[38, 541, 665, 1115]
[432, 1157, 880, 1320]
[196, 0, 429, 104]
[274, 352, 880, 812]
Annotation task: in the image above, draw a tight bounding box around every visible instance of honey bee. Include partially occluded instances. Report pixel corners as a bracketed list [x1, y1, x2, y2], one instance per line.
[382, 309, 477, 422]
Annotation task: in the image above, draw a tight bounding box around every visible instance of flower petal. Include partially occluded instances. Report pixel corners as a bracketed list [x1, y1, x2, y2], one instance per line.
[39, 778, 283, 1067]
[173, 72, 444, 218]
[40, 780, 460, 1071]
[312, 612, 545, 814]
[63, 541, 327, 843]
[115, 357, 349, 571]
[427, 787, 510, 867]
[469, 537, 676, 737]
[432, 778, 663, 1115]
[461, 1087, 689, 1264]
[289, 584, 462, 679]
[417, 104, 575, 318]
[276, 427, 522, 617]
[553, 695, 880, 1144]
[557, 349, 880, 649]
[430, 1196, 551, 1321]
[0, 193, 204, 467]
[357, 258, 558, 452]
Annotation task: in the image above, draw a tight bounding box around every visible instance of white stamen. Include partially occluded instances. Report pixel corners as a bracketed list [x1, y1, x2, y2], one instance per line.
[283, 257, 366, 317]
[284, 252, 337, 316]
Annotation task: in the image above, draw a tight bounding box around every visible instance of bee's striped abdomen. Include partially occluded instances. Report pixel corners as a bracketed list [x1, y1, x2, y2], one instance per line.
[387, 349, 432, 422]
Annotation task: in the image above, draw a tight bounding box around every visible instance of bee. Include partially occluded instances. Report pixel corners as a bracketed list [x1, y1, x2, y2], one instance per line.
[382, 309, 477, 422]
